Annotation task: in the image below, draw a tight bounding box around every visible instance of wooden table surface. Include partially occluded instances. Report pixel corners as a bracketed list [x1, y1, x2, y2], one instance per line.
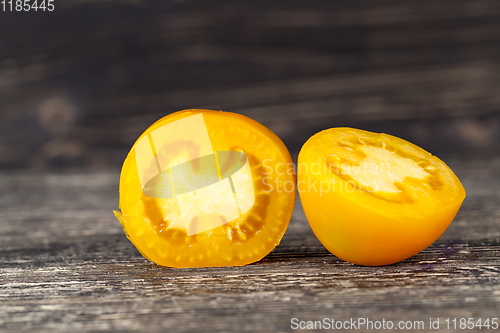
[1, 0, 500, 169]
[1, 0, 500, 331]
[1, 156, 499, 332]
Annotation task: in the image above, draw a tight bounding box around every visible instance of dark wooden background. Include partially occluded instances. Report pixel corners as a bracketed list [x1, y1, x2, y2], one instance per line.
[1, 0, 499, 332]
[1, 0, 500, 169]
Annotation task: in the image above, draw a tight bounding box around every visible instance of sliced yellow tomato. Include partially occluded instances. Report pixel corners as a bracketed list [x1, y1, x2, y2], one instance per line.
[298, 127, 465, 266]
[115, 109, 295, 267]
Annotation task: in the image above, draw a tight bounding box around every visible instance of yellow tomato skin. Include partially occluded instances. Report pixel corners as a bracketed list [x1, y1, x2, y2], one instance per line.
[115, 110, 296, 268]
[298, 128, 466, 266]
[299, 182, 463, 266]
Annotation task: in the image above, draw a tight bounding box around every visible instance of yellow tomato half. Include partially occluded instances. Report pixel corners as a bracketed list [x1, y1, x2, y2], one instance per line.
[115, 109, 295, 268]
[298, 127, 465, 266]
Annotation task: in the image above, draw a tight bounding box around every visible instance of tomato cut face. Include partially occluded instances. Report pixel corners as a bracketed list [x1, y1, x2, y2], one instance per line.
[115, 110, 296, 268]
[298, 127, 466, 266]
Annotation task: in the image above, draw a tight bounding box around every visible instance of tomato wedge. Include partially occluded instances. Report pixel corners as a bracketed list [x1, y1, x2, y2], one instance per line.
[115, 110, 296, 267]
[298, 127, 466, 266]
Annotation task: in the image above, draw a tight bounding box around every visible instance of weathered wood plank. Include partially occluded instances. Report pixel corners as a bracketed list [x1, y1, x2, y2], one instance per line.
[1, 0, 500, 168]
[1, 1, 499, 330]
[0, 156, 499, 332]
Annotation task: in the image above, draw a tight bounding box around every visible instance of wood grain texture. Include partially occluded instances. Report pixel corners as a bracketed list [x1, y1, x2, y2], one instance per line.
[0, 0, 500, 168]
[1, 1, 499, 331]
[0, 156, 499, 332]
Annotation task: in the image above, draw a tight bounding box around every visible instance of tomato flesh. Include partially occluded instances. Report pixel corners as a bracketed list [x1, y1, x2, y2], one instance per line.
[298, 127, 466, 266]
[115, 110, 296, 267]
